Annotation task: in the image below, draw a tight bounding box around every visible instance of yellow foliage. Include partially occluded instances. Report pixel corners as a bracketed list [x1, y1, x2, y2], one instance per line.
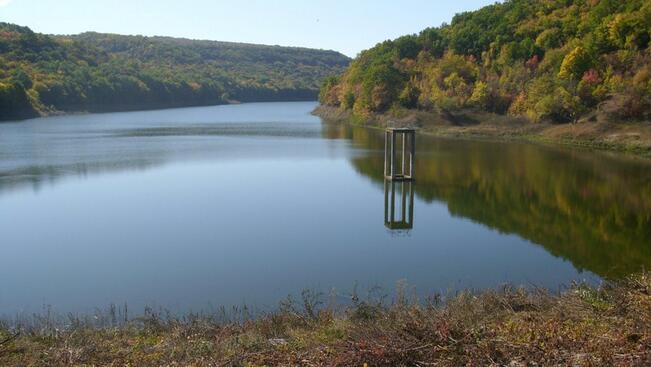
[469, 81, 489, 107]
[559, 47, 589, 80]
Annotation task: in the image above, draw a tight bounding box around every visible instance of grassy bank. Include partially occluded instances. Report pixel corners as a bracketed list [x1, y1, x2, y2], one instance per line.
[2, 275, 651, 366]
[314, 106, 651, 158]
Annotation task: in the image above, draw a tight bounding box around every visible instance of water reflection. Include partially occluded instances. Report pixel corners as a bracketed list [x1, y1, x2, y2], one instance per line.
[2, 102, 647, 314]
[0, 160, 160, 196]
[323, 124, 651, 279]
[0, 102, 336, 196]
[384, 179, 415, 231]
[1, 105, 650, 287]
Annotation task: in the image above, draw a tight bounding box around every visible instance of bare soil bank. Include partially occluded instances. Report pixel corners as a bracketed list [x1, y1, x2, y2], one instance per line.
[314, 106, 651, 158]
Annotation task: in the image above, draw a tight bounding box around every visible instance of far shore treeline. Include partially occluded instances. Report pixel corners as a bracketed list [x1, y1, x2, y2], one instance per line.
[0, 23, 350, 121]
[319, 0, 651, 124]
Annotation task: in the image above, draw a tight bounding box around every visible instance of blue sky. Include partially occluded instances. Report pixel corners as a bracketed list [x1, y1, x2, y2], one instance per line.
[0, 0, 496, 57]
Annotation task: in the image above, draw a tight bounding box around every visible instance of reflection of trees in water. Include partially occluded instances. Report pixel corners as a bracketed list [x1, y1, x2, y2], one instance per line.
[323, 124, 651, 279]
[0, 159, 160, 196]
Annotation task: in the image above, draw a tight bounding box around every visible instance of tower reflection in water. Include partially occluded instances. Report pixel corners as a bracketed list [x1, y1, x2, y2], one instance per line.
[384, 179, 414, 231]
[383, 127, 415, 231]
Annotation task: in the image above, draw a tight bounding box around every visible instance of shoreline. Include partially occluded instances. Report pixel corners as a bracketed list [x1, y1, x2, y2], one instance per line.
[313, 106, 651, 159]
[2, 273, 650, 366]
[0, 99, 318, 123]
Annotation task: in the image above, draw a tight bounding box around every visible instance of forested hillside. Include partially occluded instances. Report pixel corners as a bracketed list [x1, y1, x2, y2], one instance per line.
[319, 0, 651, 124]
[0, 23, 350, 121]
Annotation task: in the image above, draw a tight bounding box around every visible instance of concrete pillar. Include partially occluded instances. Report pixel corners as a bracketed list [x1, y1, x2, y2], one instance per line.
[410, 132, 415, 178]
[390, 131, 396, 178]
[384, 131, 388, 177]
[384, 128, 415, 181]
[402, 133, 407, 176]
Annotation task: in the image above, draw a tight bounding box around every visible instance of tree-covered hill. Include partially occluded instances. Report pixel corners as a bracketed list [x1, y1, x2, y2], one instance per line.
[0, 23, 350, 121]
[319, 0, 651, 124]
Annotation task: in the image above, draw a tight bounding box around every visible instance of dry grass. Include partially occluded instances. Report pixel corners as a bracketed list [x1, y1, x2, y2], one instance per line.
[2, 274, 651, 366]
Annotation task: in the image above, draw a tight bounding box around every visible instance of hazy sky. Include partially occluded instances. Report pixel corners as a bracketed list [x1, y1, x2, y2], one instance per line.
[0, 0, 496, 57]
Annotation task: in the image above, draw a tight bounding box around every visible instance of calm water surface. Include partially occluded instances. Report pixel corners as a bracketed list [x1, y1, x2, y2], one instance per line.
[1, 102, 650, 315]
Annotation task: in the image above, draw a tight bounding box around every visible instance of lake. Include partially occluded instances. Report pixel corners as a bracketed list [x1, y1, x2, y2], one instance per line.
[1, 101, 650, 316]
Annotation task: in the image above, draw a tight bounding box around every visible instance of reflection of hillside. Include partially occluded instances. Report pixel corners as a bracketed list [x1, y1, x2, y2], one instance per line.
[0, 160, 160, 196]
[324, 124, 651, 278]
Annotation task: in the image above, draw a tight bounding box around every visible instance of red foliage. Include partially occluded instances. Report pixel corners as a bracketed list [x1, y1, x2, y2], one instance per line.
[0, 31, 18, 40]
[582, 69, 601, 84]
[525, 55, 540, 71]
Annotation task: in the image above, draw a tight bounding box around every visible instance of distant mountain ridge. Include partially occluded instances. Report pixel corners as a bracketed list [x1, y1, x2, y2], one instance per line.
[0, 23, 350, 121]
[70, 32, 349, 66]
